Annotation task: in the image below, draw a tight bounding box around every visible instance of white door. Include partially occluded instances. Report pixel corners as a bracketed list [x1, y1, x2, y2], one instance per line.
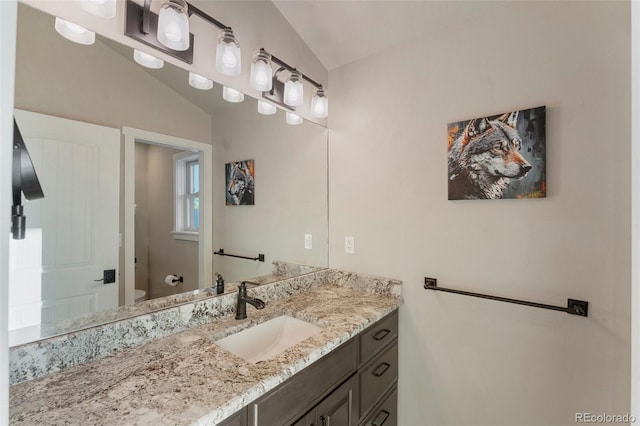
[9, 109, 120, 344]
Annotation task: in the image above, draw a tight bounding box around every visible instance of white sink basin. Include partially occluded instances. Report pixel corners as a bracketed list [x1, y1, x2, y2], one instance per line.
[215, 315, 323, 363]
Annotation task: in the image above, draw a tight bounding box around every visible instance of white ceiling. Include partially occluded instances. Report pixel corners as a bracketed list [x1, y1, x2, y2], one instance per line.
[272, 0, 497, 71]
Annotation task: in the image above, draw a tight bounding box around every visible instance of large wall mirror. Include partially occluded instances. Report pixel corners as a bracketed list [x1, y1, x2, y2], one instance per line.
[9, 3, 328, 346]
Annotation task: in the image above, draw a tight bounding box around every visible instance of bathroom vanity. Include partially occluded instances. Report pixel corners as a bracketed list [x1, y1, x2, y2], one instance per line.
[9, 269, 401, 425]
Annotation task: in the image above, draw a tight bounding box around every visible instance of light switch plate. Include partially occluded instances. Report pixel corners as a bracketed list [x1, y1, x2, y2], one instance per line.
[304, 234, 312, 249]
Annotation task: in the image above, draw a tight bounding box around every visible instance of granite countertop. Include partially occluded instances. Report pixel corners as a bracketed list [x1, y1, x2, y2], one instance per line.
[10, 282, 401, 425]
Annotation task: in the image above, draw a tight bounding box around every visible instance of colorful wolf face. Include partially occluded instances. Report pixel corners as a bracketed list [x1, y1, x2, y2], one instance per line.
[226, 160, 255, 205]
[448, 112, 533, 200]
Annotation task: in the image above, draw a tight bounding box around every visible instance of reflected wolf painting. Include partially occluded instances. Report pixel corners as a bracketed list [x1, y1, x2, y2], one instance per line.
[447, 106, 546, 200]
[226, 160, 255, 206]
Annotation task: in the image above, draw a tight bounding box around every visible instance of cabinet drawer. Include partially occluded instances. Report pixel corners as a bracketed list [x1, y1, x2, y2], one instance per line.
[359, 386, 397, 426]
[359, 310, 398, 366]
[359, 342, 398, 418]
[249, 338, 357, 426]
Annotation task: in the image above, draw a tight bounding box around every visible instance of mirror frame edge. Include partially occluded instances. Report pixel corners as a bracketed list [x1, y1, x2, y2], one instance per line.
[122, 126, 213, 304]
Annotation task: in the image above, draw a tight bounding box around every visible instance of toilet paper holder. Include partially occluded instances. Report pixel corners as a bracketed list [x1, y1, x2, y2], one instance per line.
[165, 275, 184, 286]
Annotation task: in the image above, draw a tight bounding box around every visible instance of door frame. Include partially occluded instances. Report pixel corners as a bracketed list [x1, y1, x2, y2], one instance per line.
[1, 1, 17, 422]
[122, 126, 212, 306]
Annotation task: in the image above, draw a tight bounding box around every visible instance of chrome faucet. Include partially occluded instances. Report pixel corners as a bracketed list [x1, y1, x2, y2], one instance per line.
[235, 281, 265, 320]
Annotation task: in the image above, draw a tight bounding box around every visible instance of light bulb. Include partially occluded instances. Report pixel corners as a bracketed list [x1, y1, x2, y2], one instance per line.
[310, 87, 328, 118]
[216, 28, 241, 76]
[223, 86, 244, 103]
[250, 50, 273, 92]
[189, 72, 213, 90]
[157, 0, 189, 51]
[81, 0, 116, 18]
[284, 70, 303, 107]
[222, 48, 237, 68]
[54, 18, 95, 45]
[133, 49, 164, 69]
[258, 100, 277, 115]
[286, 112, 302, 125]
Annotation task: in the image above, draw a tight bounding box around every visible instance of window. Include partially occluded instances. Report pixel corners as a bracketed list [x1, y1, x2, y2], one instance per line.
[173, 151, 200, 241]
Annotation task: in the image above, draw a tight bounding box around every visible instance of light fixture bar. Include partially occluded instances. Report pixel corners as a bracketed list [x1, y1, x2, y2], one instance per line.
[187, 3, 229, 30]
[269, 52, 322, 89]
[124, 0, 194, 64]
[262, 74, 294, 111]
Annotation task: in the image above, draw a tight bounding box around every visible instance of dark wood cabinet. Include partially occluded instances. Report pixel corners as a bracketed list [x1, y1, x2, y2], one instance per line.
[293, 375, 359, 426]
[217, 407, 247, 426]
[359, 386, 397, 426]
[225, 310, 398, 426]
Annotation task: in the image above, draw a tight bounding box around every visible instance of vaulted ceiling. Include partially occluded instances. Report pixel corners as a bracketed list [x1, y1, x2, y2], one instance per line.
[272, 1, 497, 71]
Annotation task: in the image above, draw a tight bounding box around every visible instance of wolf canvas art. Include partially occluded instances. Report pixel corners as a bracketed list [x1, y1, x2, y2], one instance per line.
[447, 106, 546, 200]
[226, 160, 255, 206]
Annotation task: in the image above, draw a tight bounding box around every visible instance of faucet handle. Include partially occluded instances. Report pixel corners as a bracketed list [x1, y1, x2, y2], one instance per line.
[240, 281, 260, 288]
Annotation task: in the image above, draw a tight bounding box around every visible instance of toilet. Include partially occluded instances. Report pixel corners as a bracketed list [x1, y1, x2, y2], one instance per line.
[135, 289, 147, 303]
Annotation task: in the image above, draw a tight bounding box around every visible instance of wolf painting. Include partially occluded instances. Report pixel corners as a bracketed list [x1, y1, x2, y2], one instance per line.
[226, 160, 255, 206]
[447, 106, 546, 200]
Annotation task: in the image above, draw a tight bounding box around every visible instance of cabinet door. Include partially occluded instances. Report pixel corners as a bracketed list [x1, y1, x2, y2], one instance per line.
[315, 375, 359, 426]
[293, 409, 316, 426]
[218, 407, 247, 426]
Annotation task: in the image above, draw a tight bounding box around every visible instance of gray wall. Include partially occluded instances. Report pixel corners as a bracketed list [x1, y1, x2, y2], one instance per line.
[210, 100, 328, 282]
[328, 2, 631, 425]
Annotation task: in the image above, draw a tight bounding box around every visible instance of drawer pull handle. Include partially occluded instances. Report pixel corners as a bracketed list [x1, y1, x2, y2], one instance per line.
[372, 362, 391, 377]
[372, 409, 390, 426]
[373, 329, 391, 341]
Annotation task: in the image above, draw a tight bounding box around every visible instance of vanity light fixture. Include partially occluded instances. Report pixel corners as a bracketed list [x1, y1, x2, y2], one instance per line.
[259, 49, 327, 117]
[223, 86, 244, 103]
[125, 0, 237, 67]
[286, 112, 302, 125]
[216, 28, 242, 76]
[134, 49, 164, 69]
[284, 69, 303, 107]
[250, 49, 273, 92]
[54, 17, 96, 45]
[310, 86, 328, 118]
[189, 72, 213, 90]
[81, 0, 117, 19]
[157, 0, 190, 51]
[257, 100, 277, 115]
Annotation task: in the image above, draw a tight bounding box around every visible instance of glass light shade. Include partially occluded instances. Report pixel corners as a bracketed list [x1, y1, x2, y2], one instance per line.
[284, 70, 304, 107]
[54, 18, 95, 45]
[250, 50, 273, 92]
[133, 49, 164, 69]
[216, 28, 241, 76]
[286, 112, 303, 125]
[157, 0, 190, 51]
[310, 87, 328, 118]
[257, 100, 277, 115]
[223, 86, 244, 103]
[80, 0, 116, 18]
[189, 72, 213, 90]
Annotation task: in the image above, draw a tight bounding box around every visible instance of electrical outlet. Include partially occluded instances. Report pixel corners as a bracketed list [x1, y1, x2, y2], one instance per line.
[304, 234, 312, 250]
[345, 236, 355, 254]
